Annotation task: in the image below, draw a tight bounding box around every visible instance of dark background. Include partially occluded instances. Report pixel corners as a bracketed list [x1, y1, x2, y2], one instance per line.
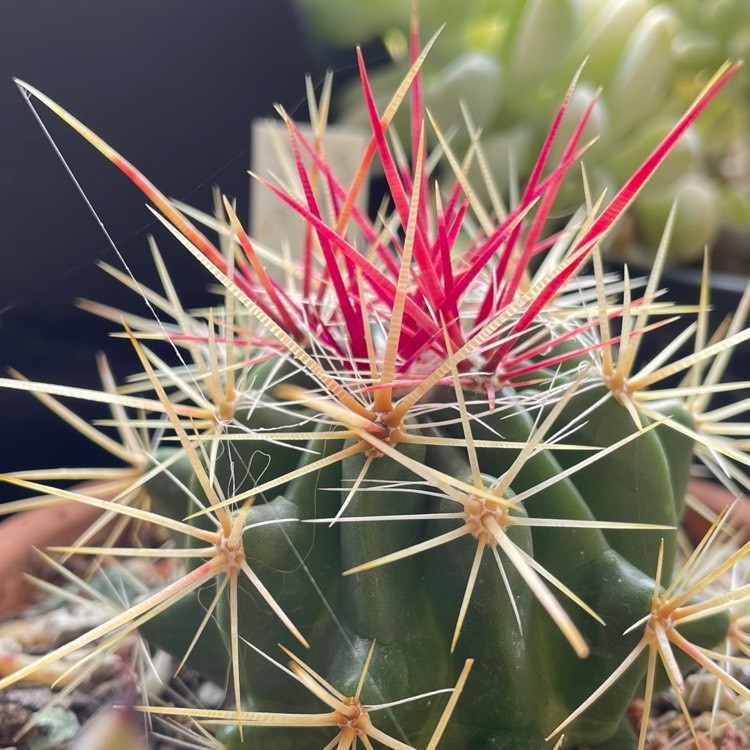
[0, 0, 331, 483]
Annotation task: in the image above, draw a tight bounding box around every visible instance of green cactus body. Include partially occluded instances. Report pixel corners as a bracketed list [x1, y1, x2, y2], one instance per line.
[136, 365, 728, 749]
[139, 589, 229, 687]
[144, 448, 195, 538]
[543, 386, 681, 581]
[421, 451, 538, 733]
[220, 431, 345, 699]
[648, 399, 695, 522]
[442, 394, 654, 743]
[331, 438, 451, 742]
[206, 360, 320, 501]
[426, 378, 725, 745]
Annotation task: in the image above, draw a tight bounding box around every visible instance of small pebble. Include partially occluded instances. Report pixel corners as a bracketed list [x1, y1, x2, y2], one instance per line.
[685, 673, 739, 714]
[27, 706, 79, 750]
[720, 728, 748, 749]
[196, 680, 226, 709]
[695, 709, 736, 737]
[0, 703, 31, 746]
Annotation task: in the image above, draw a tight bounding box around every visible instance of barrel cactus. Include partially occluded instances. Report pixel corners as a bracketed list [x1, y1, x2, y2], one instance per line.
[2, 20, 750, 750]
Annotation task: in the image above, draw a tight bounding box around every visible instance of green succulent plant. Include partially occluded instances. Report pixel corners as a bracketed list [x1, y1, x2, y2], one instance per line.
[299, 0, 750, 265]
[2, 18, 750, 750]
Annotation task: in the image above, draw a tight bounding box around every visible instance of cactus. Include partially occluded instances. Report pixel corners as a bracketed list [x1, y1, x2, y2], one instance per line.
[2, 19, 750, 750]
[299, 0, 750, 264]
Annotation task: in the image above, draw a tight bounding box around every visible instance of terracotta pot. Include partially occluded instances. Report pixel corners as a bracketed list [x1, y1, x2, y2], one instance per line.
[0, 502, 105, 616]
[683, 478, 748, 545]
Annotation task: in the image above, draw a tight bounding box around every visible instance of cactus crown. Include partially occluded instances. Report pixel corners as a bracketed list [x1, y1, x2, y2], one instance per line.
[2, 16, 750, 750]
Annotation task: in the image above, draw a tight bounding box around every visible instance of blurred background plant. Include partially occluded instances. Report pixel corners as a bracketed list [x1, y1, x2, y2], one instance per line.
[298, 0, 750, 269]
